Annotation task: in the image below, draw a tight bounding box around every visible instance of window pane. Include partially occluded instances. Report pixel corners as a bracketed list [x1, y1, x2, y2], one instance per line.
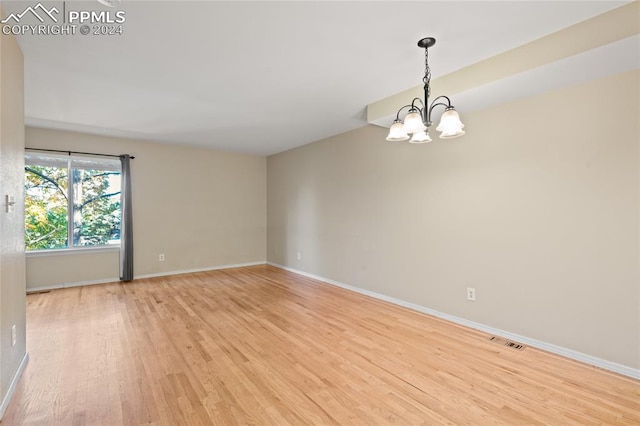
[24, 165, 69, 250]
[72, 168, 121, 247]
[25, 152, 122, 251]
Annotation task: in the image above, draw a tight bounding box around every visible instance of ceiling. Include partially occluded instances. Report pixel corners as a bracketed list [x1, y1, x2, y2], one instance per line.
[2, 0, 632, 156]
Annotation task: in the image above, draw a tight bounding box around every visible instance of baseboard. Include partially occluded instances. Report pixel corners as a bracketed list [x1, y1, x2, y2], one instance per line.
[27, 261, 267, 293]
[267, 262, 640, 380]
[0, 352, 29, 420]
[28, 277, 120, 293]
[135, 261, 266, 280]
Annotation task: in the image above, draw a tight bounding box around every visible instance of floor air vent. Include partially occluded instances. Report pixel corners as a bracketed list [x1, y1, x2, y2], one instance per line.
[489, 336, 526, 351]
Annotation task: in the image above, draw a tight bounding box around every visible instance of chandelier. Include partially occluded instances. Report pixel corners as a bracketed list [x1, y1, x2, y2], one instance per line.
[386, 37, 465, 143]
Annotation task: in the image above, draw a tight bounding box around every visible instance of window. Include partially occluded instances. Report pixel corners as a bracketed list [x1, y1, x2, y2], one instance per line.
[25, 152, 122, 251]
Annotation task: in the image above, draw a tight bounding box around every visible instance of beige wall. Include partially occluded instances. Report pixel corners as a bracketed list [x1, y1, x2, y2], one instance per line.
[0, 22, 27, 412]
[267, 70, 640, 369]
[26, 128, 266, 289]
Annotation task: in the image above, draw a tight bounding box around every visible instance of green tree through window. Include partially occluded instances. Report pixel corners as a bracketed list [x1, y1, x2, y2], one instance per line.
[25, 153, 121, 251]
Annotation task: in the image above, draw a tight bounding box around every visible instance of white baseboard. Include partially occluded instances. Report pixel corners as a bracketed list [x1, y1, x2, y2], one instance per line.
[0, 352, 29, 420]
[27, 261, 267, 293]
[135, 261, 266, 280]
[267, 262, 640, 380]
[28, 277, 120, 293]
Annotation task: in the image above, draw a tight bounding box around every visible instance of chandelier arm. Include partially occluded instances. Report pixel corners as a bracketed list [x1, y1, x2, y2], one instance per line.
[409, 98, 426, 124]
[430, 95, 452, 106]
[394, 105, 414, 121]
[427, 96, 454, 124]
[410, 98, 425, 110]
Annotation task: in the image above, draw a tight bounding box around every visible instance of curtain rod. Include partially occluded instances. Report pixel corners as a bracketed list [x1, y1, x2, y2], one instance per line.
[25, 147, 135, 159]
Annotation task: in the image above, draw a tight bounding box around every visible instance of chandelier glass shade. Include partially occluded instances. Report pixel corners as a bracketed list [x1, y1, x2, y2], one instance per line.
[386, 37, 465, 143]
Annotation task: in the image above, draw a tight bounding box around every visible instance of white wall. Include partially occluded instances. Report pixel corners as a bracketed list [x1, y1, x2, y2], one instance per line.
[25, 128, 266, 289]
[0, 18, 27, 416]
[267, 70, 640, 370]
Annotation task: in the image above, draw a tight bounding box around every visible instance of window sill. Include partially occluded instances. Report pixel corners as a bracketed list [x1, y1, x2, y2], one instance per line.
[26, 246, 120, 258]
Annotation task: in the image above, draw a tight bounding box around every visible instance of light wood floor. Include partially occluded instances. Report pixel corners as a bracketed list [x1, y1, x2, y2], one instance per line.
[3, 265, 639, 425]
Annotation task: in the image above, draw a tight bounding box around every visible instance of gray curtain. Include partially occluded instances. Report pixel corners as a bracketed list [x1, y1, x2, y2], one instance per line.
[119, 155, 134, 281]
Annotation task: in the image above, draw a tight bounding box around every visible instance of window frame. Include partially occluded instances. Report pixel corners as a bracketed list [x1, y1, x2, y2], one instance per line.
[24, 152, 123, 253]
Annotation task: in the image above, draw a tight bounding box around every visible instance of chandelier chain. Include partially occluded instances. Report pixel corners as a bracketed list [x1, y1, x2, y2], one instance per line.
[423, 47, 431, 105]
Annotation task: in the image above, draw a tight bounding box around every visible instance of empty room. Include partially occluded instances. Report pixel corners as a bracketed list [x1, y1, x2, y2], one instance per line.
[0, 1, 638, 424]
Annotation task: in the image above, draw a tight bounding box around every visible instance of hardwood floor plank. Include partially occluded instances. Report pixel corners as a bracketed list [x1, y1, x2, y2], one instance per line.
[3, 265, 639, 425]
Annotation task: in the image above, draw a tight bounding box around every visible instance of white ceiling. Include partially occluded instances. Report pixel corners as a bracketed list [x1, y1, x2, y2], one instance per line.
[3, 0, 631, 155]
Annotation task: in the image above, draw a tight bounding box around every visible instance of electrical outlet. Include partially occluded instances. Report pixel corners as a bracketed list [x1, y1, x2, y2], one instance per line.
[11, 324, 16, 347]
[466, 288, 476, 301]
[158, 253, 165, 262]
[297, 252, 301, 260]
